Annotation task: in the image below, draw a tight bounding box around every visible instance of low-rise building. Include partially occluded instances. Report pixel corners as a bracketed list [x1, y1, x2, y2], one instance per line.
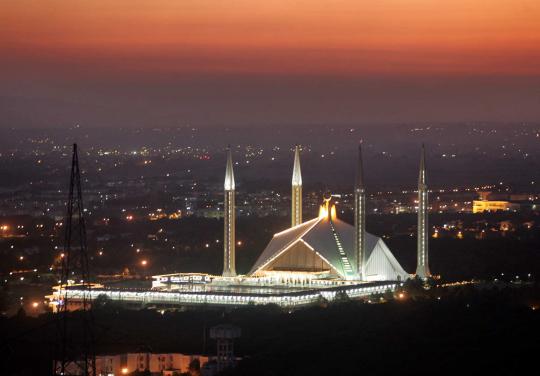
[62, 352, 215, 376]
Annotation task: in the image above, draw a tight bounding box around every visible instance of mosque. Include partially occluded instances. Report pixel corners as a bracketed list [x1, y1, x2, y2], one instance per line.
[49, 145, 431, 310]
[249, 147, 410, 282]
[217, 143, 428, 283]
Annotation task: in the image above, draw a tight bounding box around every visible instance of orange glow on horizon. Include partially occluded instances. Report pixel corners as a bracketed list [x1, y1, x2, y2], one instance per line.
[1, 0, 540, 77]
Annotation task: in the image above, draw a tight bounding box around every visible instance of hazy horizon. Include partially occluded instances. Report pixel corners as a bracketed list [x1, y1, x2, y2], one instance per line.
[2, 1, 540, 128]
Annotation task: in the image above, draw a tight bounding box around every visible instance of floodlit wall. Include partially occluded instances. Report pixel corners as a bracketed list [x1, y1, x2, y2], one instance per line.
[364, 240, 410, 281]
[49, 282, 398, 309]
[266, 241, 332, 273]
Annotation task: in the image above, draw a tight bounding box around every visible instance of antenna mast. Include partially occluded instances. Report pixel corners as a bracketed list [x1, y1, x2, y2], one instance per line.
[54, 143, 96, 376]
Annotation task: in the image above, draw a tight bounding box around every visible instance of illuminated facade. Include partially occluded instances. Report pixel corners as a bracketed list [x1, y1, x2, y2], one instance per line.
[59, 352, 212, 376]
[222, 148, 236, 277]
[250, 197, 409, 281]
[250, 144, 408, 282]
[472, 200, 518, 213]
[415, 144, 431, 279]
[291, 145, 302, 227]
[49, 281, 400, 310]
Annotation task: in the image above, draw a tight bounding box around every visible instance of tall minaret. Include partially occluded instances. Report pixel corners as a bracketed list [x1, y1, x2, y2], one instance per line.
[354, 143, 366, 280]
[291, 145, 303, 227]
[416, 144, 431, 279]
[223, 147, 236, 277]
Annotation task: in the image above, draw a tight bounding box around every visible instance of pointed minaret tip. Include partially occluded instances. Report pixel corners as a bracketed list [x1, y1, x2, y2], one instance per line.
[224, 147, 235, 191]
[292, 145, 302, 186]
[355, 142, 364, 189]
[419, 143, 426, 186]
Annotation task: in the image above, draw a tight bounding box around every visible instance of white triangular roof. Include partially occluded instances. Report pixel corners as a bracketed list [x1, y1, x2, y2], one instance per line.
[249, 216, 409, 281]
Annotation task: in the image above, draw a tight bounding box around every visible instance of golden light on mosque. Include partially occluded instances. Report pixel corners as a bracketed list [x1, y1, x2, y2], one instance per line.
[318, 192, 338, 222]
[330, 205, 337, 221]
[318, 205, 328, 219]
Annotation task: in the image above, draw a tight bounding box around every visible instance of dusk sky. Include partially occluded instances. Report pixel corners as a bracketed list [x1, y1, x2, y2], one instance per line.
[1, 0, 540, 128]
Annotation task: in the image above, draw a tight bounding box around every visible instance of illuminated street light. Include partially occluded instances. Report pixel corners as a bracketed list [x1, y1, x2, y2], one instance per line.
[141, 260, 147, 266]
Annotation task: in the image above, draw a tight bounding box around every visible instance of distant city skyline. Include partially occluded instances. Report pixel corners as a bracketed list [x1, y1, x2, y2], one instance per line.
[1, 1, 540, 128]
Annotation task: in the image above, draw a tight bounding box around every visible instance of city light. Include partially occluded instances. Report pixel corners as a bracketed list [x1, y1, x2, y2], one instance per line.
[47, 281, 398, 309]
[2, 3, 540, 374]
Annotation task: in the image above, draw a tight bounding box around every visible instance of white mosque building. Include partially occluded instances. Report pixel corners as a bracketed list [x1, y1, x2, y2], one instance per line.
[48, 144, 431, 310]
[248, 145, 410, 283]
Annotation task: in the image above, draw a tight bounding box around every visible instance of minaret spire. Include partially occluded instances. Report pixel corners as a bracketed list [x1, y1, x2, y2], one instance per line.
[416, 144, 431, 279]
[223, 147, 236, 277]
[291, 145, 303, 227]
[354, 142, 366, 280]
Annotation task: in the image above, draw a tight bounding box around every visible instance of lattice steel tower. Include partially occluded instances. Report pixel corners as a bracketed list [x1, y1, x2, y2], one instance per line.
[210, 325, 241, 372]
[54, 143, 96, 376]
